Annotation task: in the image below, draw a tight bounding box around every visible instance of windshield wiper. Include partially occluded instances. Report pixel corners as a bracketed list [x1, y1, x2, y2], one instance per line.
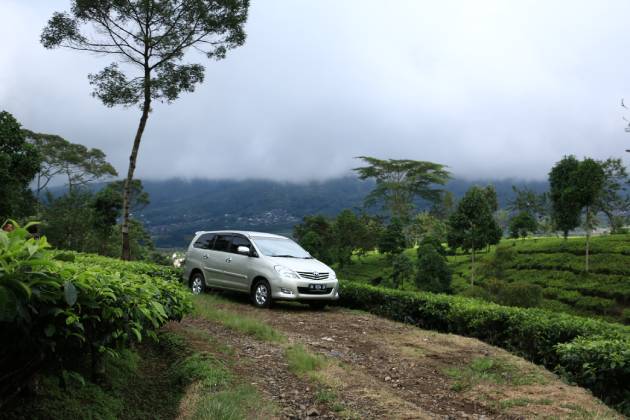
[271, 254, 297, 258]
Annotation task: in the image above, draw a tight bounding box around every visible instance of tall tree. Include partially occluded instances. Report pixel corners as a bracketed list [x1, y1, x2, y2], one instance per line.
[0, 111, 41, 220]
[575, 159, 605, 271]
[42, 0, 249, 259]
[353, 157, 450, 221]
[549, 156, 582, 238]
[548, 156, 606, 271]
[447, 186, 502, 285]
[24, 130, 117, 196]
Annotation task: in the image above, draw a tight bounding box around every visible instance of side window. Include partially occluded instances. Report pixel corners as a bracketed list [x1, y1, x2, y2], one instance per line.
[229, 236, 252, 254]
[212, 235, 232, 252]
[193, 233, 215, 249]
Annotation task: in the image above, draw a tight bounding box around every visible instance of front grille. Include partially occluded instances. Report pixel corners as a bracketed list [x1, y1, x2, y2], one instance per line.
[298, 287, 333, 295]
[297, 271, 329, 281]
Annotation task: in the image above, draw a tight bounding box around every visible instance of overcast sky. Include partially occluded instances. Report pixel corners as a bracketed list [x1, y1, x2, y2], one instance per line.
[2, 0, 630, 182]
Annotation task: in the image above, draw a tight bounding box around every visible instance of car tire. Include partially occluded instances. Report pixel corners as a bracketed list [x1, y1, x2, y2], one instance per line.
[309, 302, 327, 310]
[252, 279, 273, 308]
[190, 271, 206, 295]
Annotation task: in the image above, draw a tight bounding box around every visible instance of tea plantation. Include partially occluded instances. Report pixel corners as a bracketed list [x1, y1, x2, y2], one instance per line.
[340, 234, 630, 324]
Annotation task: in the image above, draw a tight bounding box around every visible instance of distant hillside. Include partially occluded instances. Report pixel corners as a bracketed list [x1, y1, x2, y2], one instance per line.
[134, 177, 548, 248]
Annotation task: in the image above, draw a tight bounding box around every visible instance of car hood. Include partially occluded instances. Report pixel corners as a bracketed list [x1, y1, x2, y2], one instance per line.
[269, 257, 332, 274]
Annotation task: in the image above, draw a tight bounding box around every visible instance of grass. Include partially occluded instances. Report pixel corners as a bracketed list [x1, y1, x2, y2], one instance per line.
[445, 356, 547, 392]
[498, 397, 552, 409]
[285, 344, 327, 377]
[193, 294, 285, 342]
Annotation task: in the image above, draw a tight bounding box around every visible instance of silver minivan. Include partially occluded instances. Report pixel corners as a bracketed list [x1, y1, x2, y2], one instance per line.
[183, 231, 339, 308]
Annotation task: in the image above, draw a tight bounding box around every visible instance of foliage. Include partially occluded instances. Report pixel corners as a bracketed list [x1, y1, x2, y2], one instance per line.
[404, 211, 448, 245]
[556, 337, 630, 412]
[549, 155, 583, 237]
[378, 218, 406, 256]
[41, 187, 154, 260]
[353, 156, 450, 220]
[337, 280, 630, 411]
[415, 241, 451, 293]
[447, 186, 502, 284]
[390, 252, 414, 289]
[595, 158, 630, 234]
[481, 244, 516, 280]
[508, 211, 538, 238]
[0, 224, 191, 403]
[496, 281, 543, 308]
[0, 111, 40, 220]
[24, 129, 117, 196]
[508, 186, 547, 219]
[294, 215, 335, 264]
[429, 190, 455, 220]
[333, 209, 364, 267]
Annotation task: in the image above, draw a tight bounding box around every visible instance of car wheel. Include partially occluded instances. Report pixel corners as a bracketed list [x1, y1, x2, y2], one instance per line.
[190, 272, 205, 295]
[252, 279, 272, 308]
[309, 302, 326, 310]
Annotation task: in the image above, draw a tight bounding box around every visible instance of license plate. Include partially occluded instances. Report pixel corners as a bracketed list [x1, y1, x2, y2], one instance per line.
[309, 284, 326, 290]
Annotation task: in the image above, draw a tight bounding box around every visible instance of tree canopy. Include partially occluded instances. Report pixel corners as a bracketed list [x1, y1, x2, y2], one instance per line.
[0, 111, 41, 219]
[447, 185, 502, 284]
[353, 156, 450, 221]
[24, 130, 117, 195]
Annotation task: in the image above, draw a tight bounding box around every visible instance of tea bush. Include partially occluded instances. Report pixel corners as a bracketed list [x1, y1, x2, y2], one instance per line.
[338, 280, 630, 411]
[0, 224, 192, 404]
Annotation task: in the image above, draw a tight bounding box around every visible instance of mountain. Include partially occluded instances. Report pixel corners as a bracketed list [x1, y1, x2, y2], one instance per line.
[134, 177, 548, 248]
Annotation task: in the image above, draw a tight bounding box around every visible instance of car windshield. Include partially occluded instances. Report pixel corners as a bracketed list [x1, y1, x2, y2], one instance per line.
[252, 237, 312, 258]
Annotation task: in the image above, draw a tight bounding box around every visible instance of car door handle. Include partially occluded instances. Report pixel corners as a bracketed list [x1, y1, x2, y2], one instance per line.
[202, 255, 208, 259]
[225, 257, 232, 263]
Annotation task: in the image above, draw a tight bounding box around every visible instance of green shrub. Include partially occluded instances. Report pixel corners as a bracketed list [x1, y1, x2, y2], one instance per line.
[556, 337, 630, 412]
[415, 243, 451, 293]
[574, 296, 616, 315]
[496, 282, 542, 308]
[390, 252, 414, 289]
[0, 224, 192, 403]
[338, 281, 630, 410]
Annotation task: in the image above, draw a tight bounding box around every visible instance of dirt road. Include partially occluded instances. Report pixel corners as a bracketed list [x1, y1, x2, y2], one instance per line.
[167, 292, 619, 419]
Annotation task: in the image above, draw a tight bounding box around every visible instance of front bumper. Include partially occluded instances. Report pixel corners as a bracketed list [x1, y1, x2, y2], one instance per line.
[271, 280, 340, 301]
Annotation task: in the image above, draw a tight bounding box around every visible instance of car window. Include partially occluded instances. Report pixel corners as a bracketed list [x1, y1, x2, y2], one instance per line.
[212, 234, 232, 252]
[193, 233, 215, 249]
[229, 236, 252, 254]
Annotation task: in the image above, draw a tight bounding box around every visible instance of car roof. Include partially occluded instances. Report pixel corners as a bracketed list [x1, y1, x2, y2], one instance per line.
[194, 230, 288, 240]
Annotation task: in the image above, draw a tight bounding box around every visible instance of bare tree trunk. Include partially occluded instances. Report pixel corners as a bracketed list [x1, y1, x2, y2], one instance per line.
[585, 206, 590, 272]
[121, 66, 151, 260]
[471, 247, 475, 286]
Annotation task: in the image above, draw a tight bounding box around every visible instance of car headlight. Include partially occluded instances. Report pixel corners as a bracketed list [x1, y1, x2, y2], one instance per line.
[330, 271, 337, 280]
[274, 265, 300, 279]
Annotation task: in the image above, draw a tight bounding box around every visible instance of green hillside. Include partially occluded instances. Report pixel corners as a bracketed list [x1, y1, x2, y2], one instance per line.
[339, 234, 630, 324]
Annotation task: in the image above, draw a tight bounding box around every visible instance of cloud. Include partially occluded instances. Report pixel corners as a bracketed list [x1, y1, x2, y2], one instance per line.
[1, 0, 629, 182]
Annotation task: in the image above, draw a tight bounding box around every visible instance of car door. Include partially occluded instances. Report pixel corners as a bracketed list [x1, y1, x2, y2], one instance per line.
[194, 233, 224, 286]
[205, 234, 233, 288]
[222, 235, 255, 291]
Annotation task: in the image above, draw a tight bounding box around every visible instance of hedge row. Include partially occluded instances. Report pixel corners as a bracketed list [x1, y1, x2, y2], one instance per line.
[0, 225, 192, 405]
[509, 252, 630, 276]
[338, 281, 630, 410]
[506, 235, 630, 256]
[505, 269, 630, 302]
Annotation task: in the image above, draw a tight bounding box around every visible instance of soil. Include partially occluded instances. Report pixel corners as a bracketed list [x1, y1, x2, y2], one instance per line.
[166, 292, 620, 420]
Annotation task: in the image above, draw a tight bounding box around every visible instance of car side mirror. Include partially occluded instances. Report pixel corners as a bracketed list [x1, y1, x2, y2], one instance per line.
[237, 245, 250, 255]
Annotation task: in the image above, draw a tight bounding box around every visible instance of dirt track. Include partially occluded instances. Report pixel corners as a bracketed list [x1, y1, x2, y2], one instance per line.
[167, 292, 619, 420]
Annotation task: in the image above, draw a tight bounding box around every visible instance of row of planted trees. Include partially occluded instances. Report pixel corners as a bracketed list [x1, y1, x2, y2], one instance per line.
[294, 155, 630, 292]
